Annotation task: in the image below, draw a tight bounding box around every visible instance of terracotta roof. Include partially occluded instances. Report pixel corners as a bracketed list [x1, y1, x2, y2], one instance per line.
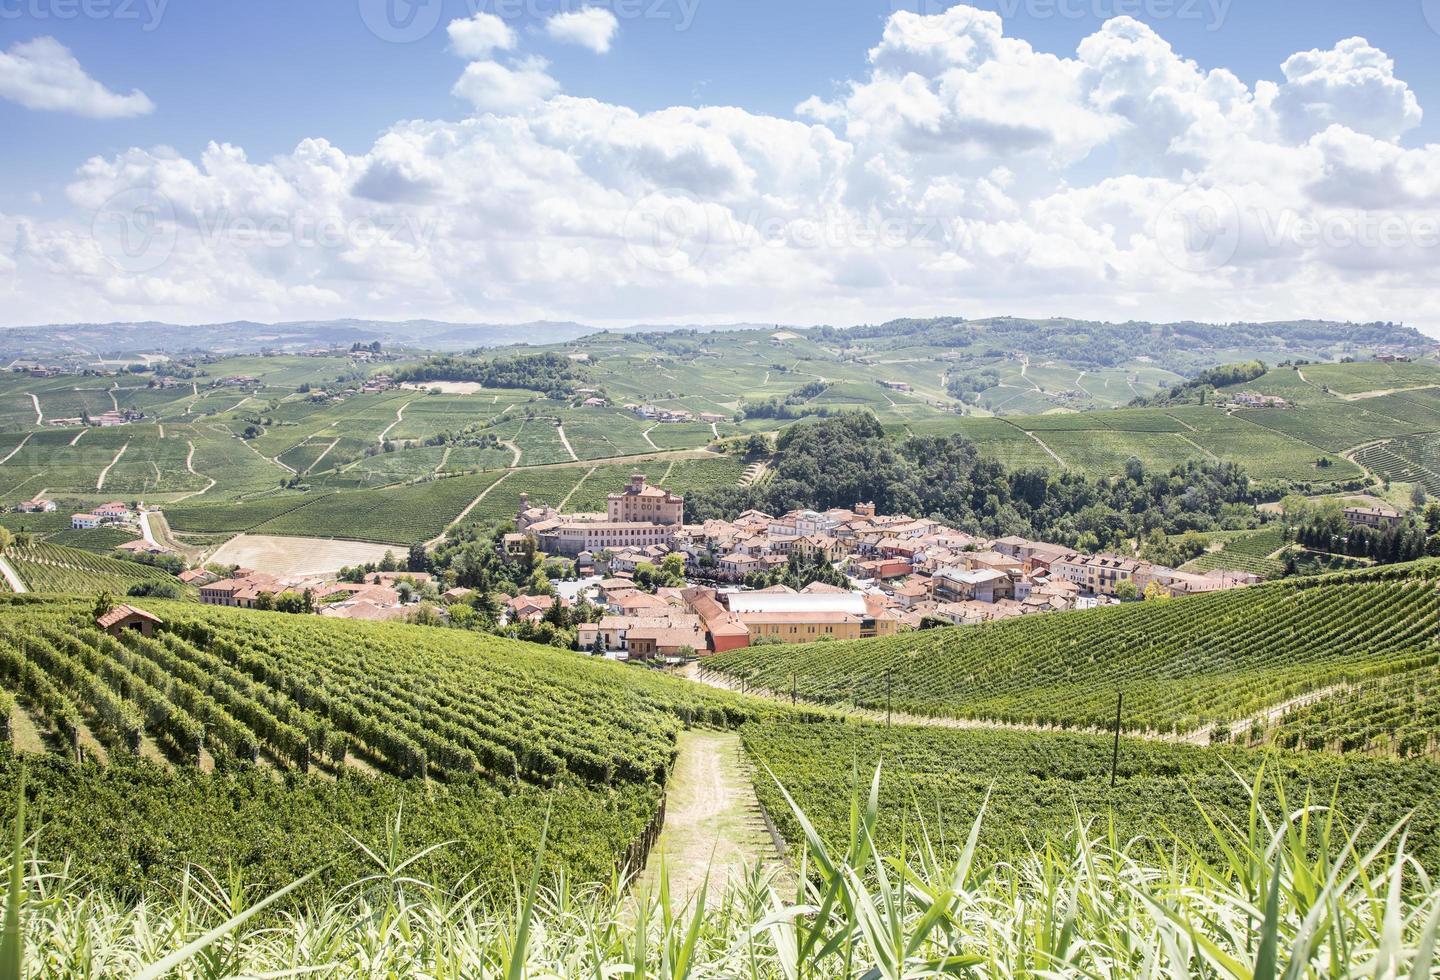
[96, 604, 163, 630]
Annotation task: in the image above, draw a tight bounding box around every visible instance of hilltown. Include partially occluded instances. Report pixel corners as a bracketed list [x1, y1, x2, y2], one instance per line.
[129, 471, 1265, 660]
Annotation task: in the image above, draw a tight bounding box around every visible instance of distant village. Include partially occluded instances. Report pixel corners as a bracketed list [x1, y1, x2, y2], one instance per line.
[20, 467, 1406, 661]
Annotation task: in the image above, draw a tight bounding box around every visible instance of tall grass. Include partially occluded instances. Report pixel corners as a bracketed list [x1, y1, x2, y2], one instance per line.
[5, 765, 1440, 977]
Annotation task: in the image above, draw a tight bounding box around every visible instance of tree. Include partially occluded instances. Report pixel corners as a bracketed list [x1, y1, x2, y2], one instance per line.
[92, 591, 116, 620]
[590, 631, 606, 656]
[379, 550, 398, 572]
[1114, 580, 1140, 601]
[1411, 484, 1428, 508]
[407, 543, 430, 573]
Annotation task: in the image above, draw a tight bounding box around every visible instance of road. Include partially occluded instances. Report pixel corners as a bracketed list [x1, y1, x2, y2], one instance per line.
[0, 556, 28, 594]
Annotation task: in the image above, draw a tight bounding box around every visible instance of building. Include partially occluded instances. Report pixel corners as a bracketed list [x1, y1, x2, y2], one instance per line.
[519, 473, 684, 558]
[96, 604, 163, 638]
[723, 590, 902, 644]
[16, 499, 56, 513]
[1343, 505, 1403, 529]
[1051, 553, 1148, 597]
[93, 502, 131, 520]
[70, 513, 100, 530]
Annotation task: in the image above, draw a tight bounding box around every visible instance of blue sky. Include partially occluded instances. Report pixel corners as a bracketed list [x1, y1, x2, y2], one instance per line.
[2, 1, 1439, 328]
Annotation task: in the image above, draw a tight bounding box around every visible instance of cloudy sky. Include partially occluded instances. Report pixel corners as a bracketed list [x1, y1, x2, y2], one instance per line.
[2, 0, 1440, 331]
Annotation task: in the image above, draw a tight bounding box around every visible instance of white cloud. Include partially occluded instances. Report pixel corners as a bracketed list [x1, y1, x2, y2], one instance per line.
[452, 57, 561, 113]
[0, 36, 154, 118]
[447, 13, 517, 59]
[5, 6, 1440, 333]
[546, 8, 620, 55]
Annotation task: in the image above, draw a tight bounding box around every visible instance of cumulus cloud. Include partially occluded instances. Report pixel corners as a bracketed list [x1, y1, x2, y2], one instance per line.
[5, 6, 1440, 332]
[452, 57, 560, 113]
[546, 8, 620, 54]
[0, 36, 154, 118]
[447, 12, 517, 59]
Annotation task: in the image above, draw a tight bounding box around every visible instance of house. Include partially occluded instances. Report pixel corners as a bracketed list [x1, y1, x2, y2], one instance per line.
[178, 568, 217, 586]
[93, 502, 131, 520]
[882, 381, 913, 392]
[1230, 391, 1288, 409]
[96, 604, 163, 638]
[1343, 505, 1403, 529]
[699, 412, 727, 424]
[115, 539, 167, 555]
[581, 397, 608, 408]
[70, 513, 100, 530]
[16, 499, 56, 514]
[933, 567, 1013, 602]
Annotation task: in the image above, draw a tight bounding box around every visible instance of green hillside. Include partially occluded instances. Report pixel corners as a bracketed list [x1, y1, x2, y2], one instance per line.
[706, 561, 1440, 736]
[0, 594, 768, 899]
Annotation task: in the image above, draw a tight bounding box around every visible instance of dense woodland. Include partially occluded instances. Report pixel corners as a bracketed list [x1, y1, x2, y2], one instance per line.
[394, 352, 590, 396]
[688, 414, 1261, 551]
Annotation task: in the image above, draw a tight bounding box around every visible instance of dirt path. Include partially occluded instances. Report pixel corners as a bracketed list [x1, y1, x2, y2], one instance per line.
[423, 470, 513, 547]
[306, 438, 340, 475]
[69, 429, 86, 446]
[557, 464, 597, 512]
[170, 441, 218, 503]
[687, 666, 1335, 747]
[378, 400, 415, 444]
[95, 440, 130, 491]
[1182, 684, 1352, 746]
[556, 424, 579, 462]
[641, 425, 660, 450]
[108, 385, 119, 413]
[1025, 428, 1071, 469]
[501, 440, 522, 466]
[26, 393, 42, 426]
[0, 556, 28, 593]
[0, 433, 31, 466]
[1336, 384, 1440, 402]
[638, 729, 787, 902]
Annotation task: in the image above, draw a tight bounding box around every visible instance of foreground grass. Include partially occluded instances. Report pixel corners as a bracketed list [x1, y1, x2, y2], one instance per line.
[5, 766, 1440, 977]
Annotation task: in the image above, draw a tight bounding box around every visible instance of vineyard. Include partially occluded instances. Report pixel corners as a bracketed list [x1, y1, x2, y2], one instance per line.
[6, 542, 183, 596]
[0, 593, 778, 899]
[1353, 434, 1440, 494]
[1248, 666, 1440, 757]
[0, 596, 765, 783]
[1179, 525, 1288, 577]
[707, 561, 1440, 735]
[164, 471, 505, 544]
[742, 720, 1440, 869]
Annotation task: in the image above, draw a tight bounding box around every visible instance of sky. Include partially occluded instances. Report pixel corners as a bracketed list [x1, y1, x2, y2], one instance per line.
[2, 0, 1440, 332]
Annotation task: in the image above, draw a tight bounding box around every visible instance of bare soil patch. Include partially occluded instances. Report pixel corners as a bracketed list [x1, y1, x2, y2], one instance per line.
[210, 534, 397, 577]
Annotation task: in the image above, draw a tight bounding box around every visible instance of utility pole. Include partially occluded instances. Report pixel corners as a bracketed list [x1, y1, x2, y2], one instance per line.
[1110, 691, 1123, 788]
